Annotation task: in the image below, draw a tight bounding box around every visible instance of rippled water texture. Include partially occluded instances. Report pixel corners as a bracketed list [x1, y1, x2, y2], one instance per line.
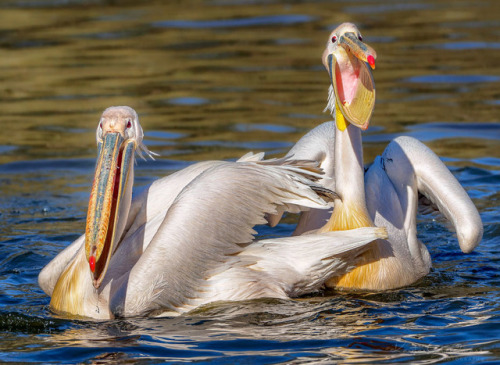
[0, 0, 499, 363]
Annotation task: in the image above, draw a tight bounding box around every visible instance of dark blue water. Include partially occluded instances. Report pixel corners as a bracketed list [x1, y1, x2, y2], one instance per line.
[0, 0, 499, 363]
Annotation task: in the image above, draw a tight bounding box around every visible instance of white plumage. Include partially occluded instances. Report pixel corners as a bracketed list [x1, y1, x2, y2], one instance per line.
[38, 106, 386, 319]
[284, 23, 482, 290]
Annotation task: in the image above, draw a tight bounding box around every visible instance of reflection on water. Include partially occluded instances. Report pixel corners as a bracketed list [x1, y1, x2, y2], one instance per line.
[0, 0, 499, 363]
[2, 294, 496, 363]
[1, 0, 498, 165]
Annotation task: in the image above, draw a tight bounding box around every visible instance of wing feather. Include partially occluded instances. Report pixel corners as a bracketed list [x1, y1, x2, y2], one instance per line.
[111, 161, 330, 316]
[202, 227, 387, 301]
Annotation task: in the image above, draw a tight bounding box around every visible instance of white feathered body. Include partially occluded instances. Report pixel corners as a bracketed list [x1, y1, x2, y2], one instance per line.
[39, 156, 386, 319]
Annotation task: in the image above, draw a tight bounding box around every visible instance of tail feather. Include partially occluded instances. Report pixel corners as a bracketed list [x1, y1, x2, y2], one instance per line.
[241, 226, 387, 296]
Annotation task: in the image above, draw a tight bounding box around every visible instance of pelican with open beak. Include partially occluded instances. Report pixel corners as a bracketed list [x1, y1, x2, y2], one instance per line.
[323, 22, 377, 131]
[286, 23, 482, 290]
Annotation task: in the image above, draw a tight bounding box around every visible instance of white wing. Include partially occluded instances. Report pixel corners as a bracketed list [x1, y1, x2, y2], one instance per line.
[286, 122, 337, 235]
[38, 160, 225, 296]
[206, 226, 388, 301]
[378, 136, 483, 253]
[108, 161, 331, 316]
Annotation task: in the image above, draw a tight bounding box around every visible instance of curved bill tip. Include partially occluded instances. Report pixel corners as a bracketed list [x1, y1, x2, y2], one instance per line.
[89, 255, 96, 273]
[367, 55, 376, 69]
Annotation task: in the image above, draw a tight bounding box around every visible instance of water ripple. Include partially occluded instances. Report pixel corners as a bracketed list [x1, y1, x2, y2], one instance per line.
[406, 75, 500, 84]
[153, 14, 315, 29]
[426, 41, 500, 50]
[364, 122, 500, 144]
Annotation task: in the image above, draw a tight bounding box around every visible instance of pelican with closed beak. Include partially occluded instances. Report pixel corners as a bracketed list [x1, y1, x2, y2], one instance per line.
[39, 106, 387, 319]
[286, 23, 482, 289]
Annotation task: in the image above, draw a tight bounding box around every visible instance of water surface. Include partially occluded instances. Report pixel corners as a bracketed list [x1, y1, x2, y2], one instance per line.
[0, 0, 499, 363]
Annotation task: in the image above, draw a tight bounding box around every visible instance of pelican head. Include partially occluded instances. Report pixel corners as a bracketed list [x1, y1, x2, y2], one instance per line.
[322, 22, 377, 131]
[85, 106, 153, 289]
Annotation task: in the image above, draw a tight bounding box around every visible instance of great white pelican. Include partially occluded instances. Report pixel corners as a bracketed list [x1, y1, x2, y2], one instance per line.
[286, 23, 483, 290]
[38, 106, 387, 319]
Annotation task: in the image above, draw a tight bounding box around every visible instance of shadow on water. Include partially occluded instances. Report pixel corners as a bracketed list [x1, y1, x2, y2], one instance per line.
[0, 0, 499, 363]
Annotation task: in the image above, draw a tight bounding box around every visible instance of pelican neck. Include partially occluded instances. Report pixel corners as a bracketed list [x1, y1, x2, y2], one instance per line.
[334, 123, 366, 206]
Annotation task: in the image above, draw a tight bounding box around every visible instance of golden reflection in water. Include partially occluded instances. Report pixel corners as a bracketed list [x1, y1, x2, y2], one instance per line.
[0, 0, 497, 166]
[35, 295, 493, 363]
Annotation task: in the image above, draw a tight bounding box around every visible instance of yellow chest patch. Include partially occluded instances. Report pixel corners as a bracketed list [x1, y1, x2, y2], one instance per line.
[326, 242, 394, 290]
[319, 201, 373, 233]
[50, 253, 89, 316]
[319, 202, 400, 290]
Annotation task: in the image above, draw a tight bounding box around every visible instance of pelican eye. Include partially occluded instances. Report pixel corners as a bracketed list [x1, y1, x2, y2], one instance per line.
[331, 35, 337, 43]
[126, 121, 132, 129]
[99, 122, 102, 129]
[358, 35, 363, 41]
